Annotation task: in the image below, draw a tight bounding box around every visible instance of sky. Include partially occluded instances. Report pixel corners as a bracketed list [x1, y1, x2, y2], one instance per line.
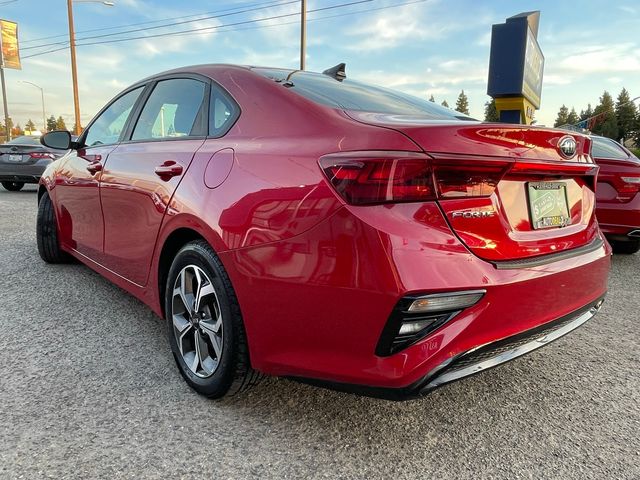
[1, 0, 639, 131]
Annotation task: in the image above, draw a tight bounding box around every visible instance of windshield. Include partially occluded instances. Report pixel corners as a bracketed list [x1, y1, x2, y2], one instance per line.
[7, 135, 41, 145]
[255, 68, 475, 121]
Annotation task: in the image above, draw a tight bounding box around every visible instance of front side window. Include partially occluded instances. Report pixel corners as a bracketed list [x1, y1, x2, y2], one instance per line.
[132, 78, 206, 141]
[84, 87, 143, 147]
[591, 137, 629, 160]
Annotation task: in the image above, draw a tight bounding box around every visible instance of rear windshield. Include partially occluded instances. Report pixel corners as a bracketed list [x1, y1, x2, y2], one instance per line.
[8, 135, 41, 145]
[255, 68, 474, 121]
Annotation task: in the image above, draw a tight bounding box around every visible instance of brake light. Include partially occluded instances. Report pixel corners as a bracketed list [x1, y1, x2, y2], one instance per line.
[29, 152, 56, 160]
[615, 175, 640, 201]
[434, 165, 506, 198]
[319, 152, 435, 205]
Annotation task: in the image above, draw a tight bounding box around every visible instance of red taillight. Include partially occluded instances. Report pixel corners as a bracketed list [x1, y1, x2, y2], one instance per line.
[434, 165, 506, 198]
[29, 152, 56, 160]
[614, 174, 640, 201]
[319, 152, 435, 205]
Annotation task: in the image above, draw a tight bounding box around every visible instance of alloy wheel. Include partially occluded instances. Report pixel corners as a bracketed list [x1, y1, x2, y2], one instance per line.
[171, 265, 223, 378]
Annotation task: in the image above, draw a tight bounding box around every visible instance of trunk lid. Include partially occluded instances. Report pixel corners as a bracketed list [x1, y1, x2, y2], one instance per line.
[347, 112, 599, 262]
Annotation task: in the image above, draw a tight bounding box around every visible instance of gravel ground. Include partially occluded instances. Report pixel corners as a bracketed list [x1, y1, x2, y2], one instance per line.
[1, 185, 638, 479]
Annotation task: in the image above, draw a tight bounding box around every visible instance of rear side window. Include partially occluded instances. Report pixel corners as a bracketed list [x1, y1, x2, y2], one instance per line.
[84, 87, 143, 147]
[209, 85, 239, 137]
[132, 78, 206, 141]
[255, 68, 474, 120]
[591, 137, 629, 160]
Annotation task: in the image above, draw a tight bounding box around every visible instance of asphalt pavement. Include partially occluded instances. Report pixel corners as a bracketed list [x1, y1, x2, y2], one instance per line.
[1, 185, 638, 479]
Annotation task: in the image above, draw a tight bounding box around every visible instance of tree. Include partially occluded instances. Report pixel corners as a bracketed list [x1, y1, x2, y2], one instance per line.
[455, 90, 470, 115]
[428, 94, 435, 102]
[25, 119, 36, 133]
[580, 104, 594, 121]
[55, 116, 67, 131]
[12, 123, 23, 137]
[566, 107, 579, 126]
[635, 110, 640, 147]
[554, 104, 569, 127]
[441, 100, 449, 108]
[484, 99, 499, 122]
[615, 88, 637, 142]
[592, 91, 618, 139]
[47, 115, 57, 132]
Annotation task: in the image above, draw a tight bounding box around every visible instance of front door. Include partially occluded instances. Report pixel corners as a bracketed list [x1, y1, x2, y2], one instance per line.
[99, 78, 208, 286]
[53, 86, 144, 261]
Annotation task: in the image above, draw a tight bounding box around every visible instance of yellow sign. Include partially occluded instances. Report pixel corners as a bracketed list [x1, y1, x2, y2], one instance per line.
[0, 20, 21, 70]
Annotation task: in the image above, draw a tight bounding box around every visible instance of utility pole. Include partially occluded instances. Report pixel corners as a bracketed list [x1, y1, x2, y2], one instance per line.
[300, 0, 306, 70]
[67, 0, 82, 135]
[0, 67, 9, 141]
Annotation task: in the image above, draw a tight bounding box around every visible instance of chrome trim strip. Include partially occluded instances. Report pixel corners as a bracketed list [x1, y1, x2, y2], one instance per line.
[628, 230, 640, 238]
[423, 303, 602, 390]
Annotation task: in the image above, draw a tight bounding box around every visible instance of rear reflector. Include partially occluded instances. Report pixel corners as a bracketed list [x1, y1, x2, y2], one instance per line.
[407, 290, 485, 313]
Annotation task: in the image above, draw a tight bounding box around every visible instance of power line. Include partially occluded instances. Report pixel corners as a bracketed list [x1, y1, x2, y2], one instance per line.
[22, 0, 428, 60]
[20, 0, 287, 44]
[0, 0, 19, 5]
[21, 0, 300, 51]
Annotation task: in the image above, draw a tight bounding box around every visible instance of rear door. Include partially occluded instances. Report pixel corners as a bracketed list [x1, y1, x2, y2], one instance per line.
[99, 76, 209, 286]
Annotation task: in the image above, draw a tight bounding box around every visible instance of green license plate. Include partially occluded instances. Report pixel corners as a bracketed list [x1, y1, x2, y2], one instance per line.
[527, 182, 570, 229]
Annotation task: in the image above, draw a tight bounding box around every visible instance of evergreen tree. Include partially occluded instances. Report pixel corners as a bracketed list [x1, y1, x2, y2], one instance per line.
[566, 107, 579, 125]
[592, 91, 618, 139]
[441, 100, 449, 108]
[580, 104, 594, 121]
[428, 94, 435, 102]
[55, 116, 67, 131]
[554, 104, 569, 127]
[47, 115, 57, 132]
[455, 90, 470, 115]
[25, 119, 36, 132]
[615, 88, 637, 141]
[484, 99, 499, 122]
[635, 110, 640, 147]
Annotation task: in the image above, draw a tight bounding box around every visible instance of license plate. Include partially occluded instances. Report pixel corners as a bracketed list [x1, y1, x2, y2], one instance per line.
[7, 154, 22, 162]
[527, 182, 570, 229]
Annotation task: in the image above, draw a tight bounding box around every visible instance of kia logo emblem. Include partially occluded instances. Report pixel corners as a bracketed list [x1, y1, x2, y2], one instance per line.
[558, 136, 577, 159]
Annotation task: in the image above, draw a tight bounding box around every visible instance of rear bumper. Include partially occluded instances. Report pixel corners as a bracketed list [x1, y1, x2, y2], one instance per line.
[294, 296, 605, 400]
[0, 161, 48, 184]
[221, 203, 611, 395]
[597, 194, 640, 238]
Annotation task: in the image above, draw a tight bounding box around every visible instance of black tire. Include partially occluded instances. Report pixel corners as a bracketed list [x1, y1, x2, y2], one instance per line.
[37, 192, 71, 263]
[165, 240, 260, 398]
[2, 181, 24, 191]
[610, 240, 640, 254]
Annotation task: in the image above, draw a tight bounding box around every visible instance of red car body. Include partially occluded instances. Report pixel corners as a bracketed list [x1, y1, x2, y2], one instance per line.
[591, 135, 640, 252]
[39, 65, 610, 398]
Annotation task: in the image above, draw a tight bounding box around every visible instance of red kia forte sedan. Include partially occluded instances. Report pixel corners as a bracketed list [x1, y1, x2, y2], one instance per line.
[36, 65, 610, 399]
[591, 135, 640, 254]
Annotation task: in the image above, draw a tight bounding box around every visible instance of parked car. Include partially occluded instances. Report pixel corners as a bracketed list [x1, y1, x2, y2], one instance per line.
[36, 65, 610, 399]
[591, 135, 640, 254]
[0, 135, 68, 191]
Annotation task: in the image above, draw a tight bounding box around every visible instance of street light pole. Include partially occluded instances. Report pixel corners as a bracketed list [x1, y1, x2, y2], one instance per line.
[66, 0, 115, 136]
[20, 81, 46, 134]
[67, 0, 81, 135]
[300, 0, 306, 70]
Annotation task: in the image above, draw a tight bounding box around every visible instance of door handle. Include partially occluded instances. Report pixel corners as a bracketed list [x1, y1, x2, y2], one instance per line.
[155, 161, 183, 181]
[86, 162, 103, 175]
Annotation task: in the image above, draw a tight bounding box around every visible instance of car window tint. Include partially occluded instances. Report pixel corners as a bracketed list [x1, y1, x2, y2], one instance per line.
[84, 87, 143, 147]
[132, 78, 206, 141]
[591, 137, 629, 160]
[209, 87, 237, 136]
[255, 68, 475, 120]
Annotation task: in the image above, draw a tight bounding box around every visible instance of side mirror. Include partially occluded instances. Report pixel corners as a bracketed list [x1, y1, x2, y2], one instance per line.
[41, 130, 73, 150]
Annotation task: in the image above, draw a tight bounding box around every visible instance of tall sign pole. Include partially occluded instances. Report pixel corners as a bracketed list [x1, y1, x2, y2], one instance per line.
[0, 19, 22, 141]
[67, 0, 82, 135]
[0, 66, 9, 141]
[300, 0, 306, 70]
[487, 11, 544, 125]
